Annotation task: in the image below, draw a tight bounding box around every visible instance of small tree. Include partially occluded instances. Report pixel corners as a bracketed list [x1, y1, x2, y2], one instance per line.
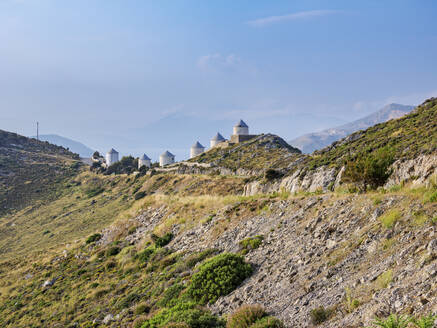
[343, 147, 394, 191]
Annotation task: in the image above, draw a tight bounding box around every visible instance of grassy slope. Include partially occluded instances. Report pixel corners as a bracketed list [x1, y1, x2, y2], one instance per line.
[0, 172, 245, 260]
[305, 97, 437, 169]
[0, 130, 81, 216]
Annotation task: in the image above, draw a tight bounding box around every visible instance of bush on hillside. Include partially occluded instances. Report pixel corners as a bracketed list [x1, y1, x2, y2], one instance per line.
[105, 156, 138, 175]
[226, 305, 266, 328]
[136, 247, 155, 264]
[187, 253, 253, 304]
[249, 317, 284, 328]
[85, 233, 102, 244]
[239, 236, 263, 254]
[226, 305, 284, 328]
[135, 191, 147, 200]
[343, 147, 395, 191]
[140, 302, 225, 328]
[152, 232, 173, 248]
[369, 314, 410, 328]
[264, 169, 284, 182]
[105, 246, 120, 257]
[309, 306, 333, 325]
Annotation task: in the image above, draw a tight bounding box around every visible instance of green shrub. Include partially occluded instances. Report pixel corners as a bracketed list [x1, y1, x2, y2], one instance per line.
[157, 284, 185, 307]
[152, 232, 174, 248]
[105, 246, 120, 257]
[343, 287, 360, 313]
[187, 253, 253, 304]
[239, 236, 264, 254]
[411, 314, 437, 328]
[249, 317, 284, 328]
[309, 306, 333, 325]
[134, 302, 150, 315]
[369, 314, 410, 328]
[86, 233, 102, 244]
[135, 191, 147, 200]
[186, 249, 217, 268]
[264, 169, 284, 181]
[424, 190, 437, 203]
[85, 186, 105, 198]
[226, 305, 266, 328]
[140, 301, 225, 328]
[380, 210, 401, 229]
[136, 247, 155, 263]
[343, 147, 394, 191]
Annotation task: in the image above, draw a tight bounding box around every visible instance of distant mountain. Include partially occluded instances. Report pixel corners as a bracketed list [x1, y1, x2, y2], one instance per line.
[32, 134, 94, 157]
[288, 103, 415, 153]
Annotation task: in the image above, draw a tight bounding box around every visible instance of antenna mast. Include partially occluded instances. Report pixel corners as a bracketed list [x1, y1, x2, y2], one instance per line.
[37, 122, 39, 141]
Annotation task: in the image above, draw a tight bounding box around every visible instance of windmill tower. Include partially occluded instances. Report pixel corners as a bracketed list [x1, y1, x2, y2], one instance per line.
[190, 141, 205, 159]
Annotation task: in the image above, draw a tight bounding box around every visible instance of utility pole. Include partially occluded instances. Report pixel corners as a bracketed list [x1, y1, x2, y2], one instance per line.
[37, 122, 39, 141]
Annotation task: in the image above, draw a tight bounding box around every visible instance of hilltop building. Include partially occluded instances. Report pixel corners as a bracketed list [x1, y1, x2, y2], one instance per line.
[160, 151, 175, 167]
[190, 141, 205, 159]
[106, 148, 119, 167]
[210, 132, 226, 147]
[138, 154, 151, 169]
[230, 119, 256, 144]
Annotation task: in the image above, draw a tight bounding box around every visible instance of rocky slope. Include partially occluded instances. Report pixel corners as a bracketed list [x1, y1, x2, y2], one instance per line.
[289, 103, 415, 153]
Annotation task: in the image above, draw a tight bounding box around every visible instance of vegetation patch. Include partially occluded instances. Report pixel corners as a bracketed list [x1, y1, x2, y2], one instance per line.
[309, 306, 334, 325]
[376, 269, 393, 289]
[188, 253, 253, 304]
[140, 302, 225, 328]
[85, 233, 102, 244]
[152, 232, 174, 248]
[226, 305, 284, 328]
[343, 147, 394, 191]
[379, 209, 401, 229]
[239, 235, 264, 254]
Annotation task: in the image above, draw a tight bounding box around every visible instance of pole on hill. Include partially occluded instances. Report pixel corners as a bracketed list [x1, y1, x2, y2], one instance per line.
[36, 122, 39, 141]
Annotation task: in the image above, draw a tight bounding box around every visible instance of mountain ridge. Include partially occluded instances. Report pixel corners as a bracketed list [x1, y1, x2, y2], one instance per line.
[31, 134, 94, 158]
[289, 103, 415, 153]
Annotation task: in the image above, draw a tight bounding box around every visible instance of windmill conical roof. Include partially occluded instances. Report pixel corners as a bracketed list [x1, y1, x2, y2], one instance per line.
[211, 132, 225, 141]
[234, 119, 248, 128]
[140, 154, 151, 160]
[107, 148, 118, 154]
[191, 141, 205, 149]
[161, 150, 174, 157]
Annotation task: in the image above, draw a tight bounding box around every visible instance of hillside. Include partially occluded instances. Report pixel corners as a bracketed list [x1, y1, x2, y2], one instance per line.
[0, 130, 81, 216]
[33, 134, 95, 158]
[0, 100, 436, 328]
[289, 104, 414, 153]
[307, 99, 435, 168]
[188, 134, 302, 173]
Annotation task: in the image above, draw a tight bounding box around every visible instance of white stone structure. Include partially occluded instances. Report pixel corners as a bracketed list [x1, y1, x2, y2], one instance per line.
[160, 151, 175, 167]
[106, 148, 119, 167]
[190, 141, 205, 159]
[138, 154, 151, 169]
[210, 132, 226, 147]
[233, 119, 249, 136]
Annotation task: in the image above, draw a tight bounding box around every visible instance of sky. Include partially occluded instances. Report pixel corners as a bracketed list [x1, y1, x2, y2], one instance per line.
[1, 0, 437, 160]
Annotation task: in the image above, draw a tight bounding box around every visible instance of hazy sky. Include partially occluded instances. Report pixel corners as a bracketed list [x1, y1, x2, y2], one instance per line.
[1, 0, 437, 160]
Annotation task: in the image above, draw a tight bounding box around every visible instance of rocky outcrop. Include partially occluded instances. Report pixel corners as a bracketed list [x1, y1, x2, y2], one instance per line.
[244, 166, 344, 196]
[244, 154, 437, 196]
[385, 154, 436, 187]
